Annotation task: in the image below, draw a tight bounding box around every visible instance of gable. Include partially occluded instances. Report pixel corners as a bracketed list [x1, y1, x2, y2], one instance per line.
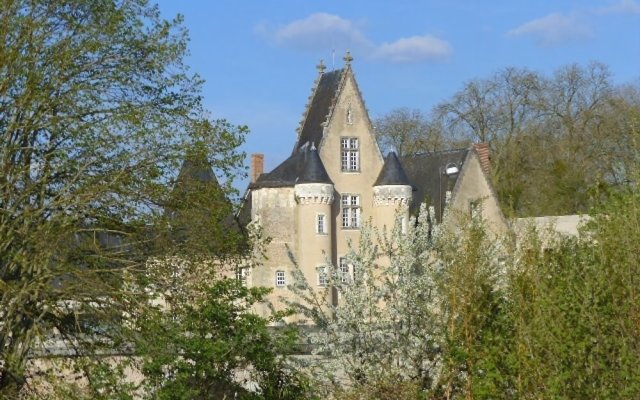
[317, 68, 383, 186]
[448, 150, 509, 233]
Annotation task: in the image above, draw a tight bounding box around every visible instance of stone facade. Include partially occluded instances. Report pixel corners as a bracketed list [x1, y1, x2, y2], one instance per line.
[241, 56, 509, 317]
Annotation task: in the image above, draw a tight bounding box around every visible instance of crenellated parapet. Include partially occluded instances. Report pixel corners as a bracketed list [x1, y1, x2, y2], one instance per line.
[373, 185, 412, 207]
[295, 183, 334, 205]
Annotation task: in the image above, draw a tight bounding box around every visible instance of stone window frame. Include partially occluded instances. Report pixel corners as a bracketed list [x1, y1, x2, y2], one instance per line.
[395, 215, 408, 234]
[236, 267, 248, 286]
[340, 137, 360, 172]
[339, 257, 355, 283]
[316, 213, 327, 235]
[469, 198, 483, 220]
[341, 194, 361, 229]
[275, 270, 286, 287]
[317, 266, 328, 287]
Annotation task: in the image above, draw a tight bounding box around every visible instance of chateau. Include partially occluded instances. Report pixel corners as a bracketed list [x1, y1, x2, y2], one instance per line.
[239, 54, 509, 313]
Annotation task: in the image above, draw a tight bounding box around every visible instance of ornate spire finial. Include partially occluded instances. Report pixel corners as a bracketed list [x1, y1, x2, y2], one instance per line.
[343, 50, 353, 66]
[316, 59, 326, 74]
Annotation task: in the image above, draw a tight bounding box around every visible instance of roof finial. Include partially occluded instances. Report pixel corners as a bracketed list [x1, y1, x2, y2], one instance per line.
[343, 50, 353, 66]
[316, 59, 326, 74]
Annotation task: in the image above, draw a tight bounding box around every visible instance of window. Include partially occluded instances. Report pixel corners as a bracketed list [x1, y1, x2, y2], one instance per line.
[317, 214, 327, 234]
[341, 194, 361, 229]
[469, 199, 482, 220]
[236, 267, 247, 286]
[341, 137, 359, 172]
[339, 257, 354, 283]
[396, 216, 408, 234]
[317, 266, 328, 287]
[275, 270, 286, 287]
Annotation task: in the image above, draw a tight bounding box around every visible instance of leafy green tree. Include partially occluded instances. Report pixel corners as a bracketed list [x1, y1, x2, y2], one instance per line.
[138, 277, 311, 400]
[0, 0, 246, 396]
[510, 189, 640, 398]
[433, 215, 515, 399]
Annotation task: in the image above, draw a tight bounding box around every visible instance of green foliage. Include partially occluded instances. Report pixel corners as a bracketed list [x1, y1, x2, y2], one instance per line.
[138, 277, 311, 400]
[291, 189, 640, 399]
[433, 217, 516, 399]
[0, 0, 246, 395]
[376, 63, 640, 217]
[510, 188, 640, 399]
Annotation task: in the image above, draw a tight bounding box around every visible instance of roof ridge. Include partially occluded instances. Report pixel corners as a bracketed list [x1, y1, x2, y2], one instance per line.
[319, 67, 348, 133]
[292, 69, 344, 153]
[295, 69, 324, 137]
[407, 147, 471, 157]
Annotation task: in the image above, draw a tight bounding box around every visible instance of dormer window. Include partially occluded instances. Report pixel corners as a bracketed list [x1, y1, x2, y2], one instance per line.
[341, 137, 359, 172]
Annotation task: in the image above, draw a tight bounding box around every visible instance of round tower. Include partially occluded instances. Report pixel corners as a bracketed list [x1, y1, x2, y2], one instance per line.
[294, 146, 334, 290]
[373, 152, 413, 236]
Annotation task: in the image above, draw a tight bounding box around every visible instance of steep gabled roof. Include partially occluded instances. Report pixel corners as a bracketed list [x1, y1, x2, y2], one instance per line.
[166, 149, 246, 251]
[176, 151, 218, 184]
[375, 151, 411, 186]
[293, 69, 345, 153]
[401, 148, 469, 220]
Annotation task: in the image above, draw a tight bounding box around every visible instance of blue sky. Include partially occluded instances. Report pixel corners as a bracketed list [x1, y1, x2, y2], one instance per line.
[156, 0, 640, 188]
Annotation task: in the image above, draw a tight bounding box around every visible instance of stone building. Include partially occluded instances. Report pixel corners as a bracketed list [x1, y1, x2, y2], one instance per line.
[239, 54, 508, 313]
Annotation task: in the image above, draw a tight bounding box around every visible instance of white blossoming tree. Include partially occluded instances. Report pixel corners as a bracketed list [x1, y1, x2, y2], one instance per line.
[286, 205, 511, 399]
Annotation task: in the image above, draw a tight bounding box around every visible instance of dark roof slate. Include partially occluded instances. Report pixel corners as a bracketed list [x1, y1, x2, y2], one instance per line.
[251, 147, 332, 188]
[298, 147, 332, 184]
[168, 150, 244, 235]
[176, 152, 217, 184]
[375, 152, 411, 186]
[293, 69, 344, 152]
[401, 148, 469, 220]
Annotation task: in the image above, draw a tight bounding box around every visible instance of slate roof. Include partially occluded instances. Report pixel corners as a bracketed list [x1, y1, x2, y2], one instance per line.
[298, 147, 332, 184]
[293, 69, 345, 152]
[176, 151, 218, 184]
[168, 150, 244, 237]
[401, 148, 469, 221]
[250, 146, 332, 188]
[375, 152, 411, 186]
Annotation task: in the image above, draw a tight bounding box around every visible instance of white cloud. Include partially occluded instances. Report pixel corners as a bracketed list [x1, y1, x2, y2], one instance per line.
[373, 35, 452, 63]
[508, 13, 593, 46]
[594, 0, 640, 15]
[258, 13, 373, 52]
[256, 13, 452, 64]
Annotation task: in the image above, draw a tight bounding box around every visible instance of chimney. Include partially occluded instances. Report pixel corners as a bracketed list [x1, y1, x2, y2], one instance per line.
[473, 143, 491, 175]
[251, 153, 264, 183]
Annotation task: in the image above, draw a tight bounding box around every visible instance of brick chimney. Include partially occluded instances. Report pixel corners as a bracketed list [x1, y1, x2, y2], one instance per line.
[473, 143, 491, 175]
[251, 153, 264, 183]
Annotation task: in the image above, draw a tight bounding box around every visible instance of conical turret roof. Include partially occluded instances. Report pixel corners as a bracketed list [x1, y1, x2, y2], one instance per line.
[297, 146, 332, 184]
[374, 151, 411, 186]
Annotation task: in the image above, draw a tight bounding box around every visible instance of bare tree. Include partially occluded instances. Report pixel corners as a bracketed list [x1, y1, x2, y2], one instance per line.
[374, 108, 446, 157]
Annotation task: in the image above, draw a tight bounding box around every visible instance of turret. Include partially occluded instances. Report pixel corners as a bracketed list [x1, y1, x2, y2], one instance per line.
[373, 151, 412, 235]
[294, 146, 334, 291]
